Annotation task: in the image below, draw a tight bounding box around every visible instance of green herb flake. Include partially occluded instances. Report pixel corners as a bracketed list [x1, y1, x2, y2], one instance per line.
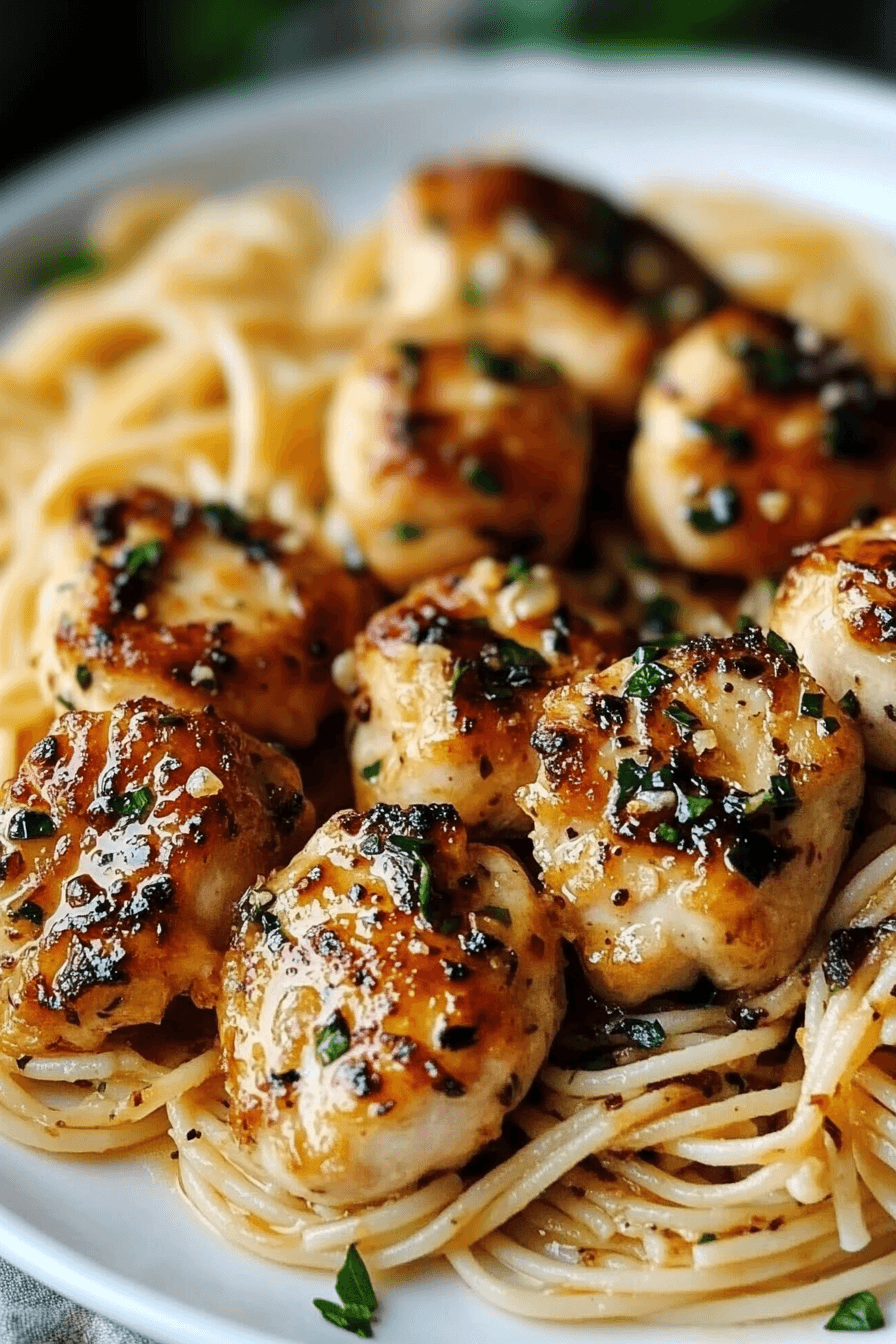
[478, 905, 511, 925]
[360, 760, 382, 781]
[496, 638, 548, 671]
[625, 659, 675, 700]
[616, 757, 649, 809]
[737, 614, 758, 632]
[392, 522, 424, 543]
[57, 696, 75, 712]
[726, 831, 783, 888]
[11, 900, 44, 925]
[36, 242, 104, 288]
[112, 786, 153, 823]
[439, 914, 461, 935]
[664, 700, 700, 733]
[620, 1017, 666, 1050]
[821, 716, 842, 736]
[75, 664, 92, 691]
[691, 417, 753, 461]
[654, 821, 680, 846]
[461, 279, 485, 307]
[766, 629, 798, 666]
[697, 1233, 717, 1245]
[505, 556, 532, 584]
[800, 691, 824, 718]
[388, 834, 435, 923]
[643, 594, 679, 633]
[462, 459, 503, 496]
[765, 774, 798, 817]
[839, 690, 861, 719]
[686, 484, 741, 535]
[730, 336, 799, 393]
[124, 539, 164, 576]
[449, 659, 472, 697]
[315, 1012, 352, 1067]
[686, 795, 713, 820]
[313, 1242, 378, 1337]
[825, 1290, 885, 1331]
[466, 339, 557, 385]
[7, 810, 57, 842]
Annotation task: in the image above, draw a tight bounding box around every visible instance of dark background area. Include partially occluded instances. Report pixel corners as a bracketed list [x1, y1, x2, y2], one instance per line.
[2, 0, 895, 185]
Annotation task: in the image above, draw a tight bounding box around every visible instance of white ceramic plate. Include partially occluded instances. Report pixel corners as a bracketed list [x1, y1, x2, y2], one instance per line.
[2, 48, 896, 1344]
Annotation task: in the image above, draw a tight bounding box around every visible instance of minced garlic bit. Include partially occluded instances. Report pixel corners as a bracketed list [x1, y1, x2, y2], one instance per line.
[331, 649, 358, 696]
[497, 564, 560, 626]
[499, 209, 554, 272]
[185, 766, 223, 798]
[757, 490, 791, 523]
[692, 729, 717, 756]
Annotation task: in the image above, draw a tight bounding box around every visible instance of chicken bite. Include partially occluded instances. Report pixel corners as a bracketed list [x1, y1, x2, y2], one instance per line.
[382, 161, 723, 417]
[0, 698, 313, 1055]
[518, 628, 864, 1006]
[219, 802, 564, 1206]
[37, 488, 378, 748]
[628, 304, 896, 577]
[341, 556, 630, 836]
[770, 513, 896, 770]
[324, 333, 591, 590]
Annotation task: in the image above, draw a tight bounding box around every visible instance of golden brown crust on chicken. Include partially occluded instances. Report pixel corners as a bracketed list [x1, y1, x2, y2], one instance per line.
[38, 488, 380, 748]
[771, 513, 896, 769]
[344, 557, 631, 836]
[383, 162, 724, 417]
[324, 334, 591, 590]
[518, 628, 864, 1005]
[628, 305, 896, 578]
[219, 802, 564, 1205]
[0, 697, 313, 1054]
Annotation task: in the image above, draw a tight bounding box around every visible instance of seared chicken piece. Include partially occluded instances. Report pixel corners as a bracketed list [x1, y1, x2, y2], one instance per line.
[518, 628, 864, 1005]
[342, 557, 630, 836]
[771, 513, 896, 769]
[324, 334, 591, 590]
[628, 304, 896, 577]
[220, 802, 564, 1206]
[37, 488, 378, 748]
[382, 161, 723, 417]
[0, 698, 313, 1054]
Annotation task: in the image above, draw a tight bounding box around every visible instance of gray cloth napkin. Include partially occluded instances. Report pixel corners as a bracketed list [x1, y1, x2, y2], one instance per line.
[0, 1259, 151, 1344]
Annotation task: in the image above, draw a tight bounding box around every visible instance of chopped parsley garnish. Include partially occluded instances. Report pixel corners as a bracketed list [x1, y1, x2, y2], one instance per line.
[505, 556, 532, 584]
[57, 695, 75, 711]
[315, 1011, 352, 1067]
[825, 1290, 885, 1331]
[664, 700, 700, 733]
[462, 459, 503, 495]
[36, 242, 104, 288]
[766, 629, 798, 665]
[112, 786, 153, 822]
[825, 405, 874, 462]
[360, 760, 382, 781]
[313, 1243, 378, 1337]
[642, 595, 679, 638]
[800, 691, 824, 718]
[496, 638, 548, 671]
[691, 417, 753, 461]
[697, 1233, 717, 1245]
[686, 795, 713, 820]
[625, 658, 675, 699]
[730, 335, 799, 392]
[123, 539, 164, 576]
[822, 716, 841, 736]
[478, 905, 511, 925]
[686, 484, 741, 534]
[466, 340, 557, 385]
[75, 664, 92, 690]
[764, 773, 798, 818]
[839, 690, 861, 718]
[392, 522, 423, 542]
[616, 758, 649, 809]
[449, 659, 472, 697]
[737, 614, 758, 632]
[619, 1017, 666, 1050]
[7, 810, 56, 842]
[654, 821, 680, 846]
[388, 834, 435, 923]
[461, 279, 485, 307]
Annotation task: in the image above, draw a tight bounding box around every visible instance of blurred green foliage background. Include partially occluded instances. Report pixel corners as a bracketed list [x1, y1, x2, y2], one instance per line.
[1, 0, 893, 180]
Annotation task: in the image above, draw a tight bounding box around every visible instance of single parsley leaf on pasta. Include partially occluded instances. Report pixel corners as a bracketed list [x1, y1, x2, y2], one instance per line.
[825, 1290, 885, 1331]
[314, 1244, 378, 1336]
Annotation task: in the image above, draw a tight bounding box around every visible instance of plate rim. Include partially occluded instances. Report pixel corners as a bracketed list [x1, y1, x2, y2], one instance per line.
[3, 43, 896, 1344]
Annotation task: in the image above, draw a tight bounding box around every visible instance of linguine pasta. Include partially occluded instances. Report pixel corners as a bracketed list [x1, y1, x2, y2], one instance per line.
[2, 176, 896, 1326]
